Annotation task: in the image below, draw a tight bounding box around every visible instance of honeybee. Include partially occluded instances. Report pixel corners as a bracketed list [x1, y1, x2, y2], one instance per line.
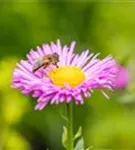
[32, 53, 59, 72]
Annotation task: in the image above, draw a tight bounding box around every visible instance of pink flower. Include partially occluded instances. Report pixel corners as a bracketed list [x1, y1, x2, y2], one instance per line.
[12, 40, 118, 110]
[115, 65, 128, 89]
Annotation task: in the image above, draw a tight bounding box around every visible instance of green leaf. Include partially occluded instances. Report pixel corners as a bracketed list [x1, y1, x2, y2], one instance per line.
[85, 145, 94, 150]
[74, 126, 82, 141]
[74, 137, 84, 150]
[60, 110, 68, 122]
[62, 126, 68, 149]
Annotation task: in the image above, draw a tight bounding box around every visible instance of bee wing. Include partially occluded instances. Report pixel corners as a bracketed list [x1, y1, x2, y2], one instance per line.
[32, 58, 44, 72]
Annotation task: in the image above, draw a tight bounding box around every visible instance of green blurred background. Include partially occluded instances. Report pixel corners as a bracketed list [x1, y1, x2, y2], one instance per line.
[1, 0, 135, 149]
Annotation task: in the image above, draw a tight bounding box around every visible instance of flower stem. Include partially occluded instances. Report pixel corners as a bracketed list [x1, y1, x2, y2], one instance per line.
[66, 102, 74, 150]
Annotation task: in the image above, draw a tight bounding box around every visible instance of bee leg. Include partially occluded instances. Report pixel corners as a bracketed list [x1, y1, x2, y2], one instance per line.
[55, 63, 59, 68]
[43, 63, 48, 69]
[33, 64, 44, 72]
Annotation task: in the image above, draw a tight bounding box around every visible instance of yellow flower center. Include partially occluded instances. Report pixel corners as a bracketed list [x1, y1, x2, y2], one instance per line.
[48, 66, 85, 87]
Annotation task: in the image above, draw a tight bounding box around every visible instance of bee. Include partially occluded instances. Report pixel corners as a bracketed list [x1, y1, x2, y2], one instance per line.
[32, 53, 59, 72]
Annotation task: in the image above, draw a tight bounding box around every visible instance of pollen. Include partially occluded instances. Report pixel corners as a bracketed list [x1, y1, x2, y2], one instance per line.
[48, 66, 85, 87]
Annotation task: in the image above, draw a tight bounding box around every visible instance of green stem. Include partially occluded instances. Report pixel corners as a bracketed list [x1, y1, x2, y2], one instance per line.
[66, 102, 74, 150]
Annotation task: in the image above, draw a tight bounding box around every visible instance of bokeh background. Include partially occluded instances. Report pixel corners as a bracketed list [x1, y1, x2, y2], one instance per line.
[0, 0, 135, 150]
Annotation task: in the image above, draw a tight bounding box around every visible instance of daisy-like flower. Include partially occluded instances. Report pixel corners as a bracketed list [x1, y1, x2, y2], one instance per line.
[12, 40, 118, 110]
